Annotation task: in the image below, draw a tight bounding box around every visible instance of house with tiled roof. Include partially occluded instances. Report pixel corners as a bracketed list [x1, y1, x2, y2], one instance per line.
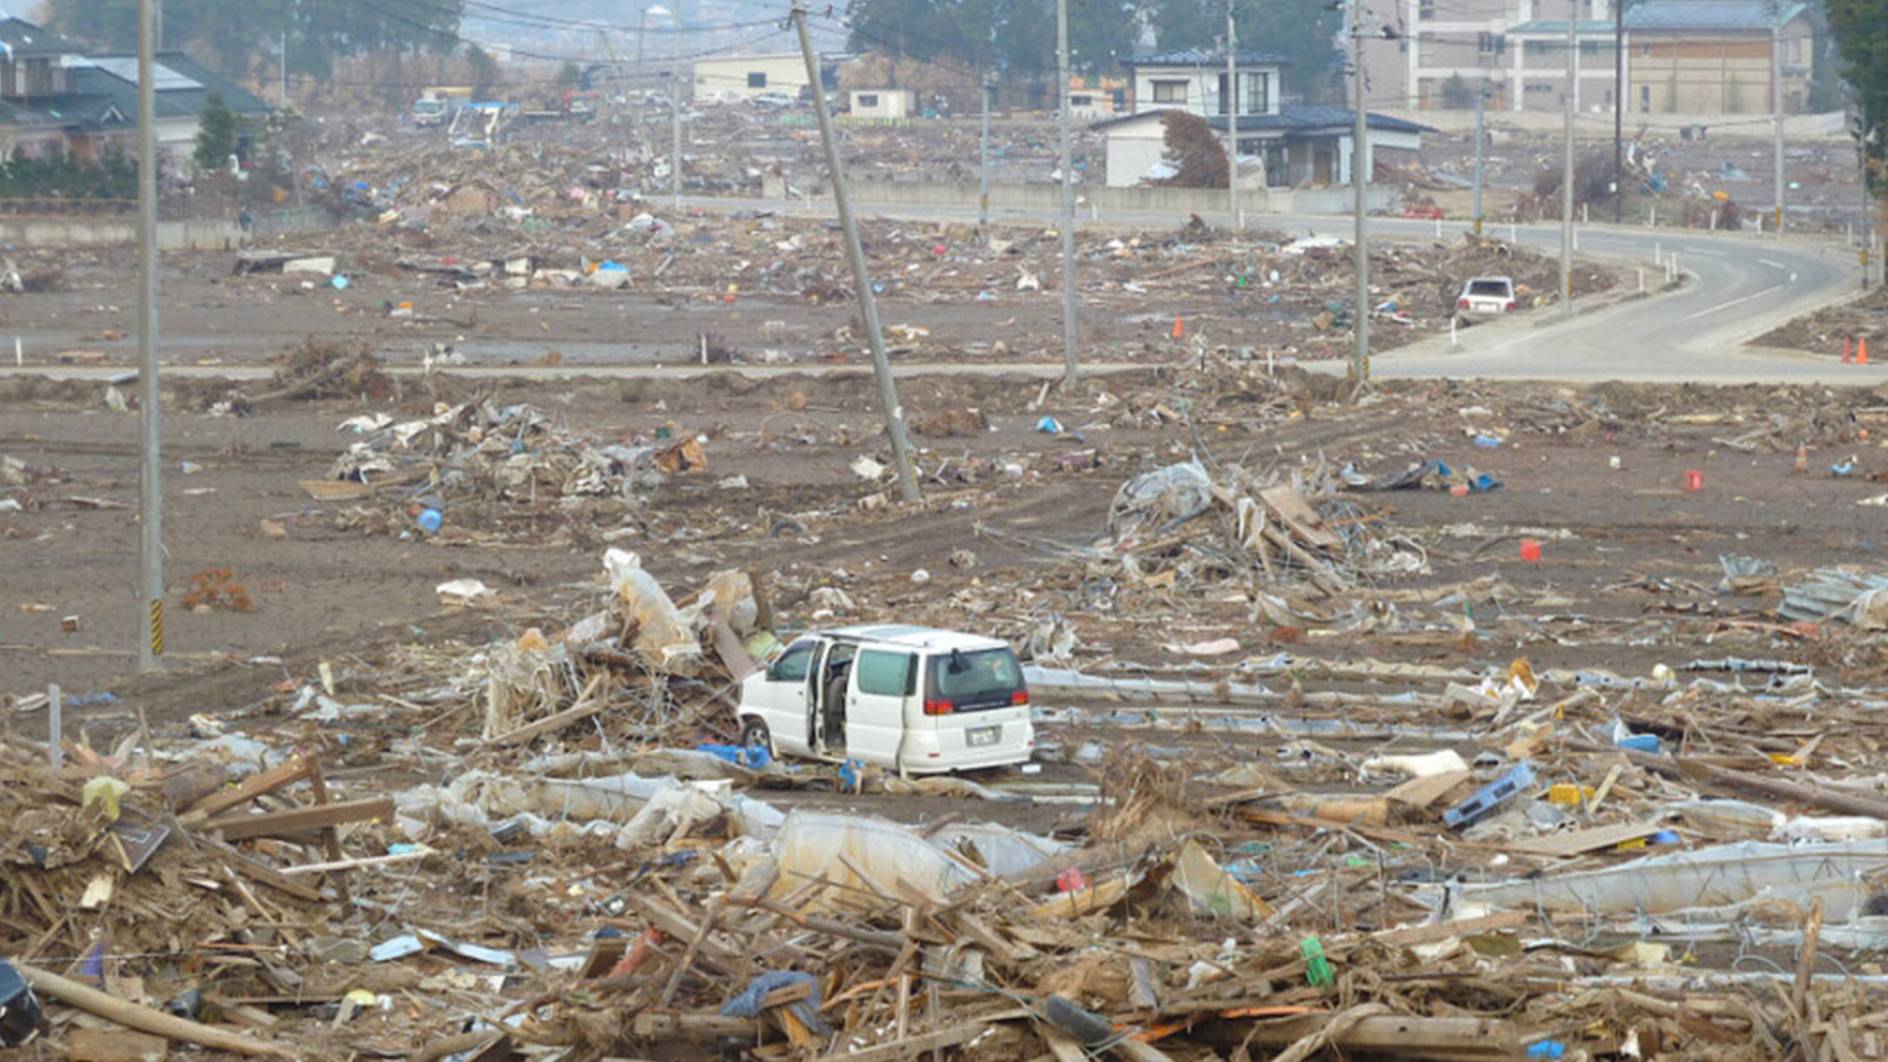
[1097, 49, 1429, 188]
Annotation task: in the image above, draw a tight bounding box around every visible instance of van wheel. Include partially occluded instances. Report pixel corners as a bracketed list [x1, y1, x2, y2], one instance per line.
[740, 718, 772, 758]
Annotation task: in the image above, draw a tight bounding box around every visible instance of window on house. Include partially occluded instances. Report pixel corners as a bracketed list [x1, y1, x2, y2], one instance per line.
[1419, 0, 1435, 19]
[1264, 143, 1288, 188]
[1112, 88, 1126, 108]
[1243, 71, 1268, 114]
[1071, 94, 1093, 107]
[1477, 32, 1504, 54]
[1641, 42, 1652, 56]
[1216, 72, 1231, 114]
[858, 93, 879, 107]
[1152, 79, 1187, 103]
[23, 59, 50, 96]
[747, 72, 767, 88]
[1640, 84, 1650, 111]
[1579, 40, 1598, 55]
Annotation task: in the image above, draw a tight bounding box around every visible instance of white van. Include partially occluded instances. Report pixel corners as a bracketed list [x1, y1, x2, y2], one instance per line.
[736, 625, 1034, 775]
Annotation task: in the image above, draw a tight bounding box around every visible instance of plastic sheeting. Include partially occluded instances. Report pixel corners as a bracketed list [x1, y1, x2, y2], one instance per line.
[1457, 838, 1888, 921]
[604, 548, 703, 674]
[929, 821, 1071, 878]
[1106, 461, 1213, 544]
[766, 811, 1065, 913]
[769, 811, 982, 910]
[394, 768, 783, 850]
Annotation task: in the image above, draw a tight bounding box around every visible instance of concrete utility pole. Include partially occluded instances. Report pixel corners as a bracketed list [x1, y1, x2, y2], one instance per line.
[280, 31, 288, 108]
[1560, 3, 1576, 314]
[1055, 0, 1079, 386]
[1226, 0, 1239, 229]
[979, 69, 992, 226]
[1472, 77, 1486, 236]
[671, 14, 684, 210]
[1613, 0, 1623, 222]
[1862, 138, 1873, 290]
[137, 0, 163, 672]
[1771, 0, 1784, 235]
[790, 3, 919, 503]
[1350, 11, 1369, 386]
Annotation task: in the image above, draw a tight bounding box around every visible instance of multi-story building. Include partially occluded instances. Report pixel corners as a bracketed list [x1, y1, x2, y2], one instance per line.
[1357, 0, 1817, 114]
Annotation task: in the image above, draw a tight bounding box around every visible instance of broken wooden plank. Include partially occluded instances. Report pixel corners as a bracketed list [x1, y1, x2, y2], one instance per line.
[631, 1011, 755, 1041]
[1682, 761, 1888, 821]
[1258, 485, 1342, 549]
[1210, 1012, 1519, 1057]
[1508, 820, 1664, 858]
[197, 837, 324, 902]
[1372, 911, 1528, 948]
[16, 961, 292, 1057]
[1384, 770, 1472, 812]
[484, 675, 607, 747]
[180, 757, 314, 824]
[200, 797, 393, 842]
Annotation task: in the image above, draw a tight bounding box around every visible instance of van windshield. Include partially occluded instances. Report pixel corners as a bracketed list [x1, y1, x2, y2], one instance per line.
[926, 648, 1024, 711]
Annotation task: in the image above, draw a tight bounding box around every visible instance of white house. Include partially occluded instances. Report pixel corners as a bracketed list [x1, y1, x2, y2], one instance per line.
[848, 88, 915, 120]
[1126, 47, 1285, 120]
[693, 52, 816, 100]
[1098, 48, 1428, 188]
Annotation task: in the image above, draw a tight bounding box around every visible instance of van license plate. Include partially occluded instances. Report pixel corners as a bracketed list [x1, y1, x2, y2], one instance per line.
[967, 726, 999, 748]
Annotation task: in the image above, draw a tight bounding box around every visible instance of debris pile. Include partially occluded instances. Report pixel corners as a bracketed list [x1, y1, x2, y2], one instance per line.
[317, 399, 710, 544]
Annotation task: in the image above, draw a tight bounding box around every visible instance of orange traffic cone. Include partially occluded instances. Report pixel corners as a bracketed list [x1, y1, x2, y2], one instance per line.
[1171, 315, 1184, 339]
[1844, 337, 1854, 364]
[1860, 337, 1870, 366]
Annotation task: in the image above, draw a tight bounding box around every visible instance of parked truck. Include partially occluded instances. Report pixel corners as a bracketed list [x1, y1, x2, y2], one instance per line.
[410, 86, 474, 128]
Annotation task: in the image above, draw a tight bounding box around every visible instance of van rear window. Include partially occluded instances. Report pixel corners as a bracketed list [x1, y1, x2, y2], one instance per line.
[926, 648, 1024, 711]
[1467, 279, 1511, 296]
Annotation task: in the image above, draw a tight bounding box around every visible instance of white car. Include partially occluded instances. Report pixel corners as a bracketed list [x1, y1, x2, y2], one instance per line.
[737, 625, 1034, 775]
[1455, 275, 1518, 321]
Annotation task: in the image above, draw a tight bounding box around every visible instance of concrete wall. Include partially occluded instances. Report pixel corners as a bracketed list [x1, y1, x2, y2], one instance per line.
[0, 205, 337, 249]
[849, 178, 1399, 216]
[1376, 104, 1847, 138]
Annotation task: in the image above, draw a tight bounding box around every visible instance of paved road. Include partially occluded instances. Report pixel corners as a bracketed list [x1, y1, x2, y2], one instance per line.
[704, 195, 1870, 384]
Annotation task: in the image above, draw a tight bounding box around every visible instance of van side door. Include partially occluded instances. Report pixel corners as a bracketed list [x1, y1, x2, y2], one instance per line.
[757, 638, 818, 757]
[846, 648, 916, 769]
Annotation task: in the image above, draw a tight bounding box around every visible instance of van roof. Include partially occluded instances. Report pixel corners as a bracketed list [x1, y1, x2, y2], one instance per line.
[821, 625, 1009, 652]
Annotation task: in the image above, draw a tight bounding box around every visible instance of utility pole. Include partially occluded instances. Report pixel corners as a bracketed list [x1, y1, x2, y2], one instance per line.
[1862, 129, 1873, 290]
[979, 69, 991, 226]
[1613, 0, 1623, 222]
[1472, 77, 1486, 236]
[671, 16, 683, 210]
[790, 3, 919, 503]
[1770, 0, 1784, 235]
[1350, 10, 1369, 387]
[1226, 0, 1239, 229]
[137, 0, 163, 673]
[280, 31, 288, 108]
[1055, 0, 1078, 386]
[1560, 3, 1575, 314]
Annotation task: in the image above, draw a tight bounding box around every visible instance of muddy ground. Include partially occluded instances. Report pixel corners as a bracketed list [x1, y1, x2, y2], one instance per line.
[7, 367, 1886, 763]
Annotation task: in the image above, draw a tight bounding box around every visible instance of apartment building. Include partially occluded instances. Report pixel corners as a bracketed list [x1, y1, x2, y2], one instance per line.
[1357, 0, 1816, 114]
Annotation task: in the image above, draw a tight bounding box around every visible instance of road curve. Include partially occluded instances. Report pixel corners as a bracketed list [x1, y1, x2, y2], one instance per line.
[702, 195, 1867, 385]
